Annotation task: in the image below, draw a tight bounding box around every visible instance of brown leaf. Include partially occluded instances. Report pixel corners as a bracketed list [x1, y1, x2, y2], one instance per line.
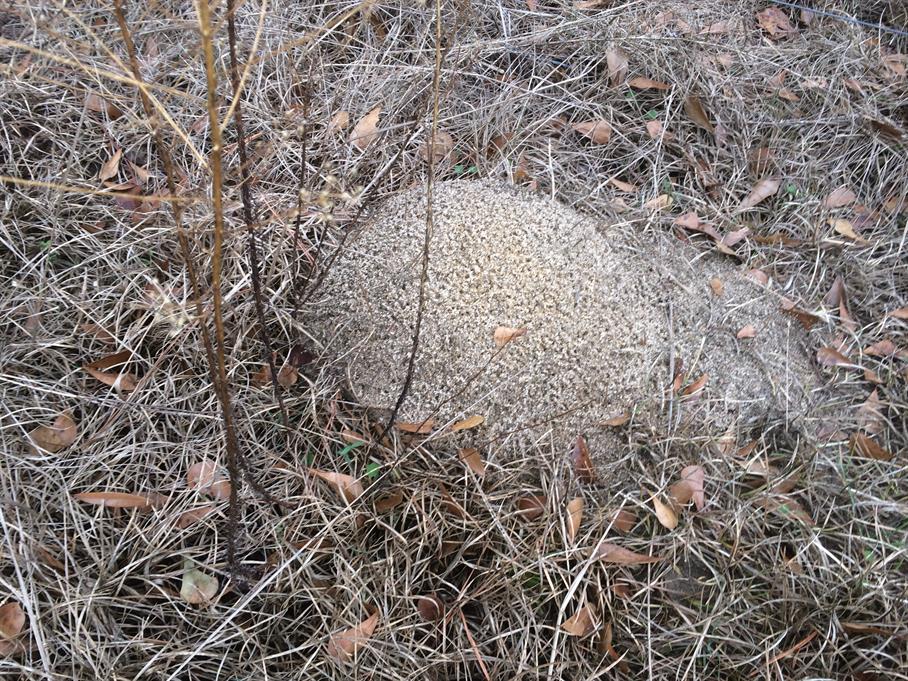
[187, 459, 232, 500]
[309, 468, 364, 503]
[736, 325, 757, 339]
[327, 609, 379, 662]
[350, 106, 381, 150]
[864, 339, 902, 357]
[823, 186, 857, 209]
[781, 298, 819, 330]
[682, 373, 708, 397]
[683, 96, 714, 133]
[28, 412, 78, 453]
[849, 433, 892, 461]
[175, 504, 218, 529]
[451, 414, 484, 432]
[652, 494, 678, 529]
[739, 178, 780, 210]
[628, 77, 670, 90]
[458, 447, 485, 476]
[746, 269, 769, 285]
[570, 435, 596, 482]
[670, 465, 706, 510]
[644, 194, 673, 211]
[562, 602, 597, 637]
[757, 6, 796, 37]
[758, 495, 814, 525]
[395, 419, 435, 434]
[722, 226, 750, 247]
[493, 325, 527, 347]
[328, 110, 350, 133]
[565, 497, 584, 544]
[610, 507, 637, 533]
[829, 219, 869, 245]
[74, 491, 157, 509]
[416, 595, 444, 622]
[817, 346, 853, 367]
[595, 542, 662, 565]
[98, 148, 123, 182]
[700, 20, 733, 34]
[864, 368, 883, 384]
[80, 322, 116, 344]
[645, 119, 663, 139]
[857, 389, 884, 435]
[420, 130, 454, 163]
[709, 277, 724, 296]
[277, 365, 298, 388]
[824, 276, 845, 307]
[608, 177, 637, 193]
[572, 120, 612, 144]
[516, 494, 546, 520]
[0, 602, 26, 640]
[888, 307, 908, 320]
[601, 411, 630, 427]
[83, 350, 137, 391]
[606, 46, 628, 85]
[84, 92, 123, 119]
[374, 491, 405, 513]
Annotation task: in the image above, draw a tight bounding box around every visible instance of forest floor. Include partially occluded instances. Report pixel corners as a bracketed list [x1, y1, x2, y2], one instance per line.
[1, 1, 906, 679]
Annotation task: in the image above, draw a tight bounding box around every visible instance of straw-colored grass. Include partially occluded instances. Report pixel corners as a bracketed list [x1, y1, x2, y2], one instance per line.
[1, 1, 906, 679]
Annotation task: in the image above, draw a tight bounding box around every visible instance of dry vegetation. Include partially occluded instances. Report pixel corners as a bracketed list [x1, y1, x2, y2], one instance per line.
[1, 0, 907, 679]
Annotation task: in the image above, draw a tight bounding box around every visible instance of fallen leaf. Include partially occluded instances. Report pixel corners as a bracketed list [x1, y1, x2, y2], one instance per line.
[187, 459, 232, 500]
[644, 194, 673, 211]
[864, 368, 882, 384]
[864, 339, 903, 357]
[458, 447, 485, 476]
[606, 46, 628, 85]
[857, 389, 884, 435]
[601, 412, 630, 427]
[516, 494, 546, 520]
[682, 373, 708, 396]
[83, 366, 137, 391]
[882, 53, 907, 79]
[683, 96, 714, 133]
[128, 160, 153, 185]
[824, 277, 845, 306]
[572, 120, 612, 144]
[829, 219, 869, 244]
[780, 298, 819, 330]
[758, 495, 814, 525]
[737, 325, 757, 339]
[0, 602, 26, 640]
[328, 110, 350, 133]
[80, 322, 116, 344]
[416, 595, 444, 622]
[28, 412, 78, 453]
[84, 92, 123, 119]
[670, 465, 706, 510]
[817, 346, 853, 367]
[327, 609, 379, 662]
[652, 493, 678, 529]
[628, 76, 670, 90]
[98, 148, 123, 181]
[595, 542, 663, 565]
[570, 435, 596, 482]
[746, 269, 769, 285]
[757, 6, 796, 38]
[709, 277, 724, 296]
[868, 118, 905, 140]
[309, 468, 364, 503]
[849, 433, 892, 461]
[739, 178, 780, 209]
[608, 177, 637, 193]
[277, 364, 298, 388]
[722, 226, 750, 247]
[610, 507, 637, 533]
[566, 497, 584, 544]
[374, 491, 405, 513]
[823, 186, 857, 208]
[395, 419, 435, 434]
[74, 491, 157, 509]
[420, 130, 454, 163]
[175, 504, 218, 529]
[180, 563, 219, 605]
[350, 105, 381, 150]
[562, 602, 597, 636]
[451, 415, 484, 432]
[888, 307, 908, 319]
[645, 119, 663, 139]
[494, 325, 527, 347]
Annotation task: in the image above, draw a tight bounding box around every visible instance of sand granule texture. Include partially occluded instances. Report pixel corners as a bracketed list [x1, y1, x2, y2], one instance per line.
[307, 180, 818, 456]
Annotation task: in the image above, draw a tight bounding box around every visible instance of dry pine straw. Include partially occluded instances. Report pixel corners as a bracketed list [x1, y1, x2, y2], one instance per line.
[0, 1, 907, 680]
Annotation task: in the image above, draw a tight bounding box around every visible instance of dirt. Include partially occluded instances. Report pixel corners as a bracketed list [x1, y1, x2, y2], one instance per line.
[306, 179, 821, 460]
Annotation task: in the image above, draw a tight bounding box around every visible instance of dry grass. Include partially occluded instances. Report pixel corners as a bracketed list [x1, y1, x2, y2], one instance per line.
[1, 0, 907, 679]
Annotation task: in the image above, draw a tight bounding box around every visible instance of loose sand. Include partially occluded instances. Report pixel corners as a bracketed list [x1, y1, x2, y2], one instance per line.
[306, 180, 819, 459]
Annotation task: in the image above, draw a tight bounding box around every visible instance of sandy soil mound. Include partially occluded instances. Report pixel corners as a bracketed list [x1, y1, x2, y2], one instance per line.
[306, 180, 819, 456]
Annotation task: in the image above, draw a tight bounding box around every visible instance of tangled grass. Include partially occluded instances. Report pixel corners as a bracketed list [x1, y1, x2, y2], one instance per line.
[1, 0, 906, 679]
